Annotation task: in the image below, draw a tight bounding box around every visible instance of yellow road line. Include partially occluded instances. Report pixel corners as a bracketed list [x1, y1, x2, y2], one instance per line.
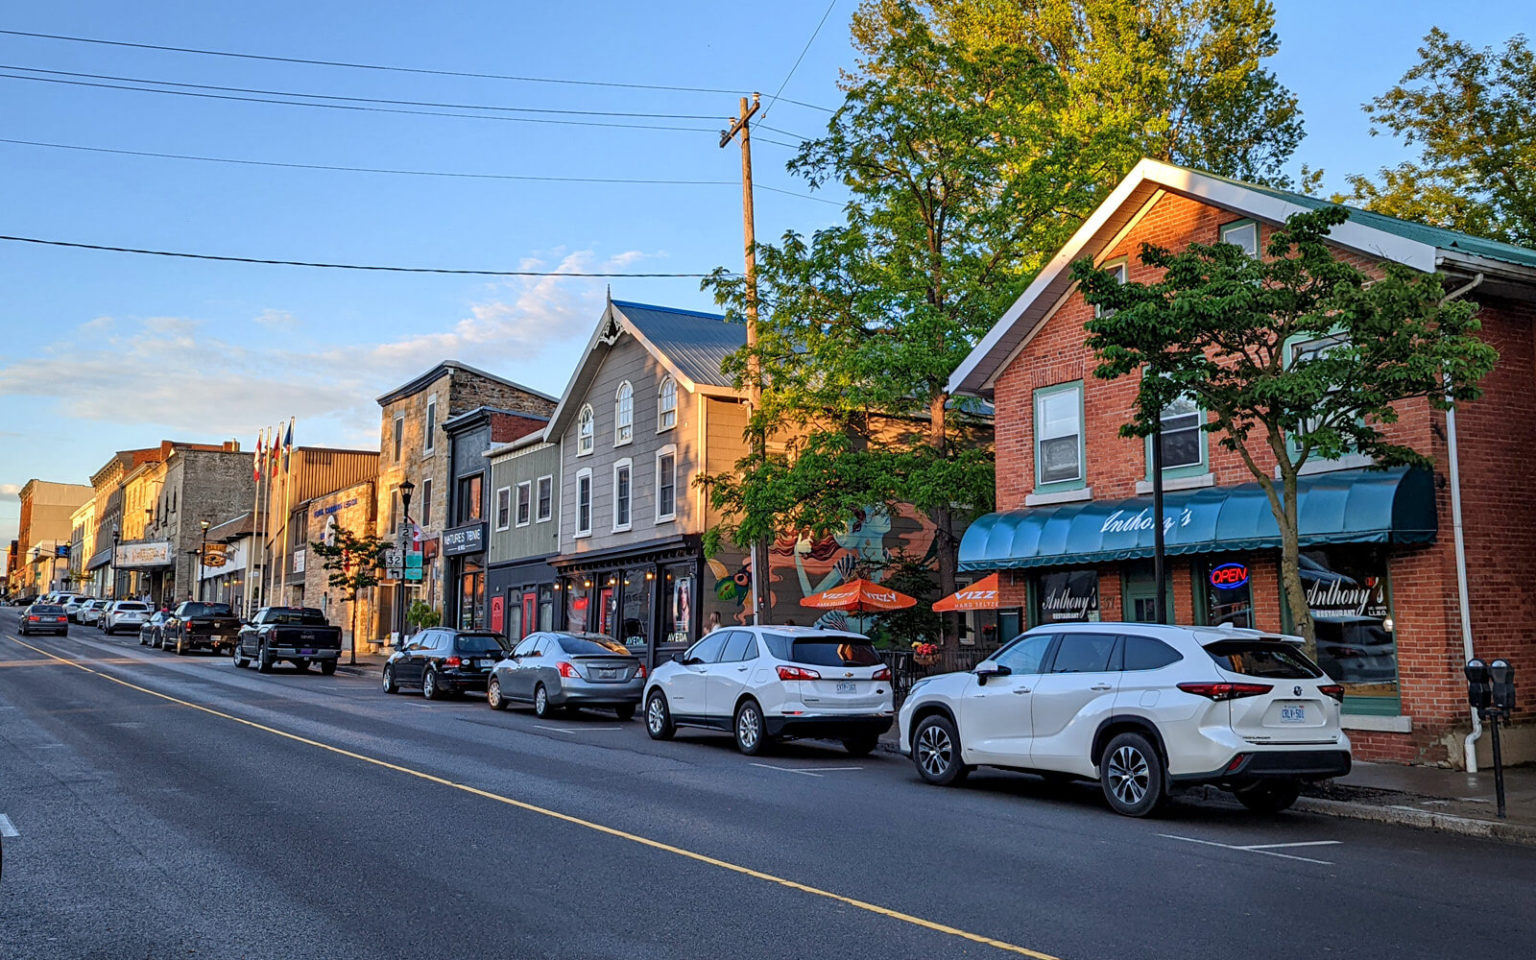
[0, 657, 142, 668]
[5, 633, 1060, 959]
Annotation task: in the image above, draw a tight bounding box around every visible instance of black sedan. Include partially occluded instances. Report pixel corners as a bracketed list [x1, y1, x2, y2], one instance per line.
[19, 604, 69, 636]
[382, 628, 510, 700]
[139, 611, 170, 647]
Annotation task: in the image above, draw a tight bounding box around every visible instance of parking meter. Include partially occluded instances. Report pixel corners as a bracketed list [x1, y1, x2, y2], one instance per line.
[1465, 659, 1491, 711]
[1489, 659, 1516, 711]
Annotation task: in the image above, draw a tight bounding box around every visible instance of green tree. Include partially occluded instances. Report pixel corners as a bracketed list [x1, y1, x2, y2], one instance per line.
[1342, 29, 1536, 247]
[310, 525, 388, 665]
[406, 599, 441, 631]
[1072, 206, 1497, 655]
[885, 0, 1305, 186]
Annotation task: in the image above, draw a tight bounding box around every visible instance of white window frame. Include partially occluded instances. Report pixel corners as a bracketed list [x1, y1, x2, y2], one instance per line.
[657, 377, 677, 432]
[574, 468, 593, 538]
[1094, 259, 1127, 318]
[1220, 219, 1260, 257]
[392, 415, 404, 462]
[535, 474, 553, 523]
[515, 481, 532, 528]
[612, 458, 633, 532]
[494, 486, 512, 531]
[655, 445, 678, 523]
[423, 394, 438, 454]
[576, 405, 595, 457]
[1034, 382, 1085, 489]
[614, 381, 634, 446]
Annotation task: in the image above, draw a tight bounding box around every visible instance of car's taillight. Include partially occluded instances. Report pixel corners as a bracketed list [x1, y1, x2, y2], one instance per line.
[557, 661, 582, 679]
[443, 656, 462, 667]
[1318, 684, 1346, 703]
[1177, 681, 1273, 701]
[635, 663, 647, 679]
[776, 665, 821, 681]
[27, 616, 39, 621]
[872, 666, 892, 681]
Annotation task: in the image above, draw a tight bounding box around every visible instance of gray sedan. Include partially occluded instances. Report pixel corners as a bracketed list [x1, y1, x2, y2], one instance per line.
[487, 632, 646, 720]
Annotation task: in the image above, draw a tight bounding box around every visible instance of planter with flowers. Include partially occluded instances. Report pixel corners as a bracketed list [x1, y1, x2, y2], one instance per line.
[911, 641, 941, 668]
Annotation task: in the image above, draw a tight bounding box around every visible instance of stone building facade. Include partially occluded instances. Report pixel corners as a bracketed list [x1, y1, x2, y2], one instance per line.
[16, 479, 93, 595]
[289, 479, 378, 654]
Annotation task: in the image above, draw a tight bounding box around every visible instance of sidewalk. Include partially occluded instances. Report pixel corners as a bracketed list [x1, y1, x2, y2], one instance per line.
[876, 728, 1536, 844]
[334, 657, 386, 677]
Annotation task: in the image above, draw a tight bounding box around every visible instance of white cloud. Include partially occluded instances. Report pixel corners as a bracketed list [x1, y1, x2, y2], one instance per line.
[252, 308, 296, 329]
[0, 483, 20, 498]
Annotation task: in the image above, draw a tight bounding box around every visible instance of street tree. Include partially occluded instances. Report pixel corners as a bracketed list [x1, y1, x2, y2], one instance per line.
[1071, 206, 1497, 655]
[309, 525, 388, 665]
[1342, 29, 1536, 247]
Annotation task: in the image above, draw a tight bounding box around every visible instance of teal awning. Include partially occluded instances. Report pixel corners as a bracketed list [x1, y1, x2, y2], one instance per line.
[959, 467, 1435, 572]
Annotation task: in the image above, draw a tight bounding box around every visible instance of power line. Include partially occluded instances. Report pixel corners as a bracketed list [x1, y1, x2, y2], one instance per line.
[0, 71, 715, 132]
[0, 63, 722, 119]
[0, 136, 841, 203]
[761, 0, 840, 121]
[759, 123, 813, 142]
[0, 234, 725, 277]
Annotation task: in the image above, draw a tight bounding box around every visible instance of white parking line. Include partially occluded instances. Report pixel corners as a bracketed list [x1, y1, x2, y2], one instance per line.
[1159, 834, 1338, 865]
[0, 814, 18, 838]
[1239, 840, 1342, 851]
[749, 763, 865, 778]
[532, 724, 624, 734]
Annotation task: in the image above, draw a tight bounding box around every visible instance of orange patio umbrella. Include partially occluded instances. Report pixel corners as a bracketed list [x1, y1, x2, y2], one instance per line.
[932, 573, 1002, 612]
[800, 578, 917, 614]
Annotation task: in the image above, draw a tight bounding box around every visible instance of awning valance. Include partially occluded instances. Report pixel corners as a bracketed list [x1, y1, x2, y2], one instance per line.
[959, 467, 1435, 573]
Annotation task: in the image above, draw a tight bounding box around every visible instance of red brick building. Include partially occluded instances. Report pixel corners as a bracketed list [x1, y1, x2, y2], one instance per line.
[950, 159, 1536, 768]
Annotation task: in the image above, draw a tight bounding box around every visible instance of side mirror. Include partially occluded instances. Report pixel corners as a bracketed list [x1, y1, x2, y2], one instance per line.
[975, 662, 1012, 686]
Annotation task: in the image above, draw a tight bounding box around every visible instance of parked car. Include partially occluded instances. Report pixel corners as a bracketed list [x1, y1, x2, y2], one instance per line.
[161, 601, 242, 655]
[488, 632, 646, 719]
[102, 600, 152, 635]
[233, 607, 343, 674]
[19, 604, 69, 637]
[897, 623, 1352, 818]
[77, 599, 107, 626]
[643, 626, 895, 756]
[62, 596, 94, 622]
[382, 628, 510, 699]
[139, 611, 170, 647]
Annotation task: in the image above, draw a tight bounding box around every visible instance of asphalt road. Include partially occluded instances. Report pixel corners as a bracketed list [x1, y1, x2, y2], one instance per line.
[1, 605, 1533, 960]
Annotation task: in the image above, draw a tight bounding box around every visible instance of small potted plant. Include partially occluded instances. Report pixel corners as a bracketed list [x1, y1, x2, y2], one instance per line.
[911, 641, 941, 667]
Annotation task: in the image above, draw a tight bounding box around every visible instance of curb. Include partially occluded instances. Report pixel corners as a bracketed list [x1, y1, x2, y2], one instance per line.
[1291, 796, 1536, 846]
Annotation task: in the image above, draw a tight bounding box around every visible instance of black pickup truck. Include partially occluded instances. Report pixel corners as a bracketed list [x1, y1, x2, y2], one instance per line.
[163, 601, 243, 655]
[233, 607, 343, 675]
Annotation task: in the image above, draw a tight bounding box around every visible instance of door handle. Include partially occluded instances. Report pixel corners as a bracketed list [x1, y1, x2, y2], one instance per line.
[736, 667, 748, 672]
[1012, 687, 1031, 694]
[1090, 684, 1113, 691]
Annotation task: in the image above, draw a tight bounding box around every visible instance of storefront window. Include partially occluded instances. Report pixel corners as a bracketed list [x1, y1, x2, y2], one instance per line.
[458, 558, 485, 630]
[566, 578, 592, 632]
[661, 566, 694, 646]
[620, 569, 652, 651]
[1202, 559, 1254, 628]
[1033, 570, 1099, 624]
[538, 585, 554, 631]
[1300, 549, 1398, 703]
[599, 574, 620, 636]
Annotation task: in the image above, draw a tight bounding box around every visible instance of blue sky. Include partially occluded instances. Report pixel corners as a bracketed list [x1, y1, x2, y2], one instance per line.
[0, 0, 1528, 547]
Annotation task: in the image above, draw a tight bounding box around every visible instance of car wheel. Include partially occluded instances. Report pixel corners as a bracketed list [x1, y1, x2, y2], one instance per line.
[1234, 779, 1302, 814]
[645, 691, 675, 740]
[256, 643, 273, 674]
[842, 734, 879, 757]
[733, 699, 768, 756]
[422, 668, 441, 701]
[1100, 732, 1166, 818]
[319, 660, 337, 676]
[532, 683, 552, 718]
[382, 665, 398, 694]
[614, 703, 636, 722]
[175, 634, 187, 655]
[912, 715, 968, 786]
[139, 632, 148, 646]
[233, 644, 249, 669]
[487, 677, 508, 710]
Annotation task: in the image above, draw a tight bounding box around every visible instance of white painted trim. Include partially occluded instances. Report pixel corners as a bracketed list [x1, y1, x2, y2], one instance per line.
[514, 481, 532, 528]
[575, 404, 595, 457]
[1025, 487, 1093, 506]
[657, 376, 678, 433]
[612, 458, 633, 532]
[535, 474, 553, 523]
[655, 444, 678, 523]
[574, 467, 593, 538]
[494, 486, 512, 531]
[1341, 713, 1413, 734]
[614, 380, 635, 447]
[1295, 453, 1377, 476]
[1135, 473, 1216, 494]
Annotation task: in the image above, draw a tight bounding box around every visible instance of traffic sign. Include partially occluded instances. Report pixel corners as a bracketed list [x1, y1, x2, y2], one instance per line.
[405, 550, 423, 582]
[384, 548, 404, 580]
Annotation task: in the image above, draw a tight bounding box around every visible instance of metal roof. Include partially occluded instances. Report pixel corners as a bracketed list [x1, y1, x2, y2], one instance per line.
[610, 300, 745, 390]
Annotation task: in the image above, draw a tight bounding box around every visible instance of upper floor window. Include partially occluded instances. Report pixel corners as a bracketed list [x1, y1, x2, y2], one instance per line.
[495, 486, 512, 531]
[516, 481, 532, 527]
[575, 469, 593, 537]
[1288, 333, 1366, 469]
[536, 475, 553, 522]
[1095, 260, 1127, 318]
[613, 459, 633, 531]
[1035, 383, 1084, 487]
[1220, 220, 1259, 257]
[456, 474, 483, 524]
[424, 395, 438, 454]
[1154, 394, 1204, 472]
[615, 382, 634, 446]
[656, 447, 677, 522]
[420, 477, 432, 526]
[392, 416, 404, 462]
[576, 405, 595, 456]
[658, 377, 677, 431]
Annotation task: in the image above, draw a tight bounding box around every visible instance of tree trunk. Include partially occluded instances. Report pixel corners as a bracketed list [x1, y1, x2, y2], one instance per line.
[929, 393, 959, 645]
[1276, 469, 1317, 660]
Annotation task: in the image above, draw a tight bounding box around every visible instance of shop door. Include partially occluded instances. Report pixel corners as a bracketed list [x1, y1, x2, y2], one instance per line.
[504, 592, 521, 642]
[521, 592, 537, 640]
[1122, 576, 1175, 623]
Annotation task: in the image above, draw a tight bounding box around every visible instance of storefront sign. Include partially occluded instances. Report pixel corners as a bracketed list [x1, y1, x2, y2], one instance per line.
[292, 549, 306, 574]
[442, 523, 486, 556]
[1037, 570, 1099, 623]
[312, 498, 359, 519]
[1208, 562, 1249, 590]
[116, 540, 172, 569]
[405, 550, 423, 582]
[202, 543, 229, 568]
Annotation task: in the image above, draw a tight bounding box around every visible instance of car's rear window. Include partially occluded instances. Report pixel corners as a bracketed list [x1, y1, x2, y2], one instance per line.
[32, 605, 64, 614]
[268, 609, 328, 625]
[181, 603, 233, 617]
[763, 634, 881, 667]
[1204, 639, 1321, 679]
[556, 635, 631, 656]
[117, 602, 149, 611]
[455, 634, 509, 655]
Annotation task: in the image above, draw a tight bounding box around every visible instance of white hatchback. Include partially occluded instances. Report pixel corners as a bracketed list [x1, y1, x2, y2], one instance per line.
[898, 623, 1351, 817]
[644, 626, 895, 755]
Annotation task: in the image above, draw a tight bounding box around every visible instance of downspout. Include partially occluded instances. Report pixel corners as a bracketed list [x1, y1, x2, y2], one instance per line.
[1442, 273, 1484, 772]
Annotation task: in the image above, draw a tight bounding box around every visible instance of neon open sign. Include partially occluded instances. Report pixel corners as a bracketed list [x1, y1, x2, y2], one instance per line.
[1209, 562, 1250, 590]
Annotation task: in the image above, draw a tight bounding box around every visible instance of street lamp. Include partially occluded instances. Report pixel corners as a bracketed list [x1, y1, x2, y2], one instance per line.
[198, 519, 211, 602]
[110, 527, 120, 599]
[397, 478, 416, 644]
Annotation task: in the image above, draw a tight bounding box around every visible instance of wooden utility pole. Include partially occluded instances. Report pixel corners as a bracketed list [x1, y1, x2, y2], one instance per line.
[721, 93, 767, 625]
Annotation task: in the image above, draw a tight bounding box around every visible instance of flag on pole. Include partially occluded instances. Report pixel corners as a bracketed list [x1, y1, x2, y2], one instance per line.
[254, 428, 264, 482]
[282, 419, 294, 472]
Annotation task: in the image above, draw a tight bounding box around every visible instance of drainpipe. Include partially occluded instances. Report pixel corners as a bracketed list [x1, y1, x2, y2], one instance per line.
[1442, 273, 1484, 772]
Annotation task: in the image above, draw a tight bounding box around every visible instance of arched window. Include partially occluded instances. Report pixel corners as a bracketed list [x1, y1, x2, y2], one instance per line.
[576, 405, 595, 456]
[615, 381, 634, 445]
[657, 377, 677, 431]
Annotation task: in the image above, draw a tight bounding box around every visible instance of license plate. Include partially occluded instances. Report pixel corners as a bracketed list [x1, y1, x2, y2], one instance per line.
[596, 669, 620, 680]
[300, 649, 315, 655]
[1280, 705, 1308, 723]
[477, 659, 495, 668]
[835, 681, 857, 694]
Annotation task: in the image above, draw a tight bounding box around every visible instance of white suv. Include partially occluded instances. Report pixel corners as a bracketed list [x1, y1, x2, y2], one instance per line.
[644, 626, 895, 755]
[103, 600, 152, 635]
[897, 623, 1351, 817]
